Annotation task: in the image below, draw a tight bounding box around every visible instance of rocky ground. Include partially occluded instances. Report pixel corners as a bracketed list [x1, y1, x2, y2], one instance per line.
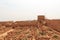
[0, 25, 60, 40]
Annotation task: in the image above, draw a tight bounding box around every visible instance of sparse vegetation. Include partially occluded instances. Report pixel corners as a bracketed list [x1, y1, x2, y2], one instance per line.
[53, 35, 58, 39]
[39, 31, 46, 35]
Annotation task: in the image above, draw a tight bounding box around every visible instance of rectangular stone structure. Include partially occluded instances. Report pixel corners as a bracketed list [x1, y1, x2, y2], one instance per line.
[38, 15, 45, 22]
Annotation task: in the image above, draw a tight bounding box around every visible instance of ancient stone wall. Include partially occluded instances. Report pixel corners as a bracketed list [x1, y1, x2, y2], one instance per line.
[0, 16, 60, 33]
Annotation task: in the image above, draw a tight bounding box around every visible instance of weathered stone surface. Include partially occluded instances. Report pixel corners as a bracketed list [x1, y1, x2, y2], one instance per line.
[0, 15, 60, 40]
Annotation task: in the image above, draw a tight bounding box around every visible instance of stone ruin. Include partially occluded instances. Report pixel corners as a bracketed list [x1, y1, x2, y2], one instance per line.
[0, 15, 60, 40]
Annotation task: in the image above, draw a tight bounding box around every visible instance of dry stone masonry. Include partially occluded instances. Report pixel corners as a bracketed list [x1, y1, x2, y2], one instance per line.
[0, 15, 60, 40]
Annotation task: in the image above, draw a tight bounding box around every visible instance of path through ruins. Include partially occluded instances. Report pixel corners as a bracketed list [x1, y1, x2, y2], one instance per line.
[0, 29, 14, 37]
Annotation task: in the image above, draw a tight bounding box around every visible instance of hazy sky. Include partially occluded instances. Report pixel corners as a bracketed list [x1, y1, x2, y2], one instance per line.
[0, 0, 60, 21]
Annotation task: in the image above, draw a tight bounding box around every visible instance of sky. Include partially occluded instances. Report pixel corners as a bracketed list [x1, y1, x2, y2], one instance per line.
[0, 0, 60, 21]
